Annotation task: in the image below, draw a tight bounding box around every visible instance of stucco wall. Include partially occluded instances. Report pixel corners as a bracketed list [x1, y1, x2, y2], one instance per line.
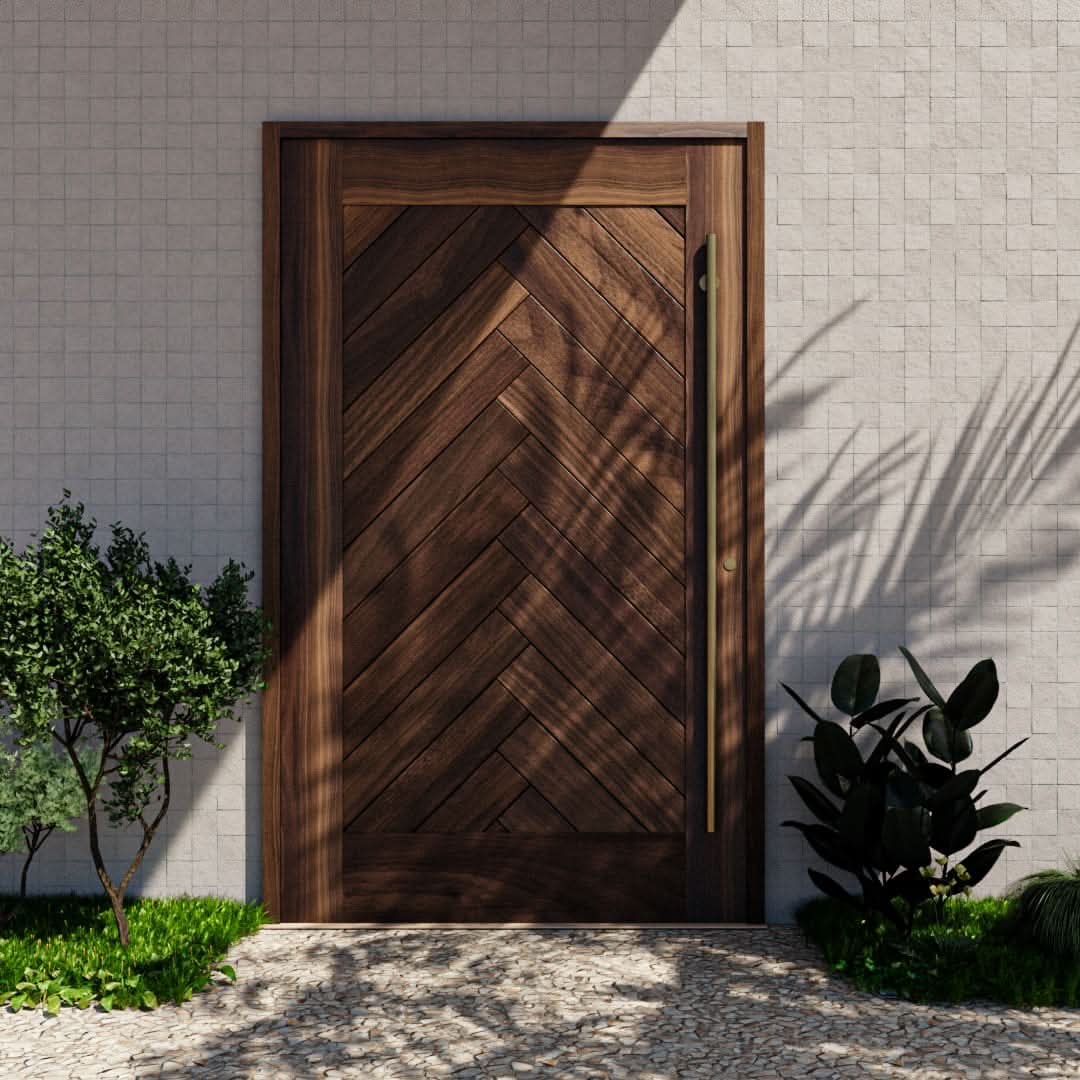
[0, 0, 1077, 922]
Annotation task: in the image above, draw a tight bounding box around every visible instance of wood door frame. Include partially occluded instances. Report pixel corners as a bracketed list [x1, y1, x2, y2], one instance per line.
[262, 122, 765, 923]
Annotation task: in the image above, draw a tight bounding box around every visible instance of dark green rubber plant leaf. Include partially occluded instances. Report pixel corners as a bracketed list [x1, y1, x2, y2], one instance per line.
[930, 795, 979, 855]
[975, 802, 1025, 830]
[885, 866, 933, 907]
[780, 682, 823, 723]
[882, 806, 931, 869]
[808, 868, 858, 906]
[956, 838, 1019, 887]
[899, 646, 945, 708]
[851, 697, 918, 729]
[925, 768, 980, 809]
[839, 781, 885, 855]
[831, 654, 880, 716]
[788, 775, 841, 825]
[813, 720, 864, 796]
[923, 706, 973, 764]
[781, 821, 859, 873]
[945, 658, 998, 730]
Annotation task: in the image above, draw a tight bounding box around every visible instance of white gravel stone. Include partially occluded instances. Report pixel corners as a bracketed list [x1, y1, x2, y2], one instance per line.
[0, 928, 1077, 1078]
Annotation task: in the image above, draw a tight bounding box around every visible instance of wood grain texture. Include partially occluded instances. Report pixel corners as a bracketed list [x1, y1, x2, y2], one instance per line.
[342, 402, 527, 608]
[277, 138, 343, 922]
[499, 647, 683, 832]
[281, 121, 748, 140]
[517, 206, 685, 368]
[498, 365, 684, 578]
[344, 263, 528, 469]
[499, 576, 684, 791]
[497, 437, 684, 647]
[260, 122, 282, 922]
[418, 752, 527, 833]
[340, 834, 685, 922]
[343, 140, 687, 204]
[343, 334, 527, 546]
[342, 544, 527, 743]
[497, 785, 573, 833]
[497, 298, 684, 508]
[588, 207, 685, 298]
[343, 205, 404, 268]
[499, 229, 684, 438]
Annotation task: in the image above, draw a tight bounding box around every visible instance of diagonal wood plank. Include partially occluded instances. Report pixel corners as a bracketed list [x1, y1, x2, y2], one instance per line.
[498, 296, 683, 507]
[500, 506, 683, 717]
[587, 207, 684, 298]
[344, 334, 527, 546]
[500, 575, 684, 792]
[518, 206, 684, 366]
[344, 470, 527, 676]
[343, 547, 527, 741]
[349, 681, 528, 833]
[499, 228, 683, 435]
[418, 752, 528, 833]
[498, 785, 573, 833]
[500, 646, 683, 832]
[345, 263, 528, 469]
[498, 364, 684, 579]
[342, 205, 470, 339]
[343, 205, 404, 269]
[344, 205, 528, 407]
[343, 610, 526, 803]
[658, 206, 685, 234]
[498, 437, 684, 646]
[499, 717, 643, 832]
[343, 401, 527, 609]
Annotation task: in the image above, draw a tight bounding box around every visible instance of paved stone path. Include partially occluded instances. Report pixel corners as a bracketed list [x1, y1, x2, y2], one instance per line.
[1, 927, 1078, 1078]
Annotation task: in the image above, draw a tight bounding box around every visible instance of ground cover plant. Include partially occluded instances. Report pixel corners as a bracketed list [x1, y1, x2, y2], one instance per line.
[799, 895, 1080, 1007]
[0, 496, 268, 945]
[1007, 861, 1080, 959]
[0, 894, 266, 1012]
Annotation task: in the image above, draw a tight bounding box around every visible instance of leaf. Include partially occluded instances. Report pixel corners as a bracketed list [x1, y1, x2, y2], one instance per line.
[788, 775, 840, 825]
[957, 838, 1020, 887]
[45, 994, 60, 1016]
[945, 658, 998, 730]
[851, 697, 918, 729]
[141, 990, 158, 1009]
[975, 802, 1025, 830]
[813, 720, 863, 797]
[838, 782, 884, 857]
[99, 994, 114, 1012]
[899, 646, 945, 708]
[9, 993, 26, 1012]
[923, 707, 973, 764]
[217, 964, 236, 982]
[885, 867, 932, 907]
[882, 806, 931, 868]
[780, 682, 823, 723]
[831, 654, 880, 716]
[980, 737, 1029, 777]
[930, 796, 979, 856]
[808, 868, 858, 905]
[925, 769, 980, 809]
[781, 820, 859, 873]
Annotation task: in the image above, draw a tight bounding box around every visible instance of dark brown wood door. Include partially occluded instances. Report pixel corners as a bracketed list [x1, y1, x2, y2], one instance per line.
[341, 205, 687, 920]
[264, 127, 765, 924]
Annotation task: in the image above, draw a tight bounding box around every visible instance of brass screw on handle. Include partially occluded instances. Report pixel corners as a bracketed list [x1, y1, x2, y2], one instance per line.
[722, 556, 737, 572]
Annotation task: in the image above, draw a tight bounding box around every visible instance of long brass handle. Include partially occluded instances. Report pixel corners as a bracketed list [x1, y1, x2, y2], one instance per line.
[704, 232, 718, 834]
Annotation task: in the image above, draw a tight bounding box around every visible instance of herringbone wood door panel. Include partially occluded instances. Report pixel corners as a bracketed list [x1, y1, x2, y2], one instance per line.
[340, 203, 688, 920]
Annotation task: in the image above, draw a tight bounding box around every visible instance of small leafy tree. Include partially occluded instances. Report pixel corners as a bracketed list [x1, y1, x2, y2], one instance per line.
[0, 740, 90, 898]
[782, 648, 1026, 933]
[0, 497, 268, 946]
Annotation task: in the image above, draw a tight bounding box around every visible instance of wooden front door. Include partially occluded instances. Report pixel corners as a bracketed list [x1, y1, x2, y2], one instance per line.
[263, 124, 764, 923]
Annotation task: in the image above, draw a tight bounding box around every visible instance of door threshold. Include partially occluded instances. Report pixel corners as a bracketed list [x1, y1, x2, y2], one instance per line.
[262, 922, 770, 930]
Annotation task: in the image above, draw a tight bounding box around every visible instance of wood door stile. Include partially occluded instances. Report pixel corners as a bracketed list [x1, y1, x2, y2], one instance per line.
[263, 124, 765, 924]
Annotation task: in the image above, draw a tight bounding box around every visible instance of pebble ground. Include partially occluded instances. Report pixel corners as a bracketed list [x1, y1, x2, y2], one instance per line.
[1, 927, 1078, 1079]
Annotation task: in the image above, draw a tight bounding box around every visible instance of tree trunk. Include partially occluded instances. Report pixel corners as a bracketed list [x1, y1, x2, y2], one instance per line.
[19, 823, 50, 900]
[104, 882, 129, 947]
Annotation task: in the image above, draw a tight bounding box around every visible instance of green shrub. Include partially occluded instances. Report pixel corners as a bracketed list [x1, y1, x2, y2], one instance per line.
[782, 649, 1025, 933]
[0, 741, 92, 898]
[1007, 861, 1080, 959]
[0, 496, 268, 945]
[0, 894, 266, 1012]
[799, 895, 1080, 1007]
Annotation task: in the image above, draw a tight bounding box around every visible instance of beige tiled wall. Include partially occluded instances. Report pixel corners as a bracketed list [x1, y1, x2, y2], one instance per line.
[0, 0, 1077, 921]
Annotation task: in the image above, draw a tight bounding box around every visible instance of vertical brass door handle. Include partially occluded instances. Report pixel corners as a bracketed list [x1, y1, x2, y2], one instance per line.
[703, 232, 718, 834]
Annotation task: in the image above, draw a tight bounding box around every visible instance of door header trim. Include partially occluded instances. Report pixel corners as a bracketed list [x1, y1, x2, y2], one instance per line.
[267, 121, 753, 141]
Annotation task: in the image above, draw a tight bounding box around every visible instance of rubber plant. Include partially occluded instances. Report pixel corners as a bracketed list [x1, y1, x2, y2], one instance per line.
[782, 648, 1026, 933]
[0, 496, 268, 946]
